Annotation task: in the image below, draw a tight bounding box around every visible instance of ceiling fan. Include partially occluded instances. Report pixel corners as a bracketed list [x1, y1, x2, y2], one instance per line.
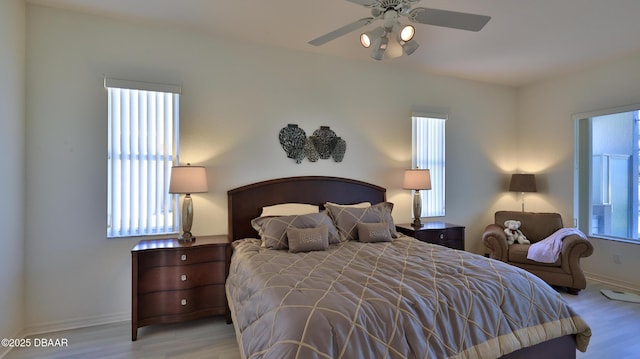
[308, 0, 490, 60]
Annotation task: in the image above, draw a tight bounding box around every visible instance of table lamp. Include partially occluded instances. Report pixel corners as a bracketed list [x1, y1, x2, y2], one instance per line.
[169, 164, 208, 241]
[403, 168, 432, 227]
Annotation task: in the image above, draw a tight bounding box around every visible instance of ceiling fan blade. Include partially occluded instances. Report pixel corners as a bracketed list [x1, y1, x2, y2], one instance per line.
[308, 17, 375, 46]
[344, 0, 376, 6]
[408, 7, 490, 32]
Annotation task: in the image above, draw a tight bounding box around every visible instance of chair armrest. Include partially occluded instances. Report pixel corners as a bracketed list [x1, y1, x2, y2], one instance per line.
[561, 235, 594, 256]
[559, 234, 593, 290]
[560, 235, 594, 269]
[482, 224, 508, 262]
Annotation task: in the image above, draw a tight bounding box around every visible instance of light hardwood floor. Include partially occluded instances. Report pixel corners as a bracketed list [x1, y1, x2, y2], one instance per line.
[562, 282, 640, 359]
[5, 280, 639, 359]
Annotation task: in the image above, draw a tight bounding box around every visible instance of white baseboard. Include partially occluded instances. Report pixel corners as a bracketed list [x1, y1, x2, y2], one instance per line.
[23, 311, 130, 337]
[586, 272, 640, 293]
[0, 312, 129, 359]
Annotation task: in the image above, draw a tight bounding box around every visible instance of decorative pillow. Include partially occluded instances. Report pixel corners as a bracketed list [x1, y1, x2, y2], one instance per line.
[325, 202, 398, 242]
[324, 201, 371, 208]
[286, 225, 329, 253]
[260, 203, 319, 217]
[357, 222, 393, 243]
[251, 212, 339, 249]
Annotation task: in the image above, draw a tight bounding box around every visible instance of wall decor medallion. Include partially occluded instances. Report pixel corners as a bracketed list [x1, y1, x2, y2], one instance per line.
[332, 137, 347, 162]
[311, 126, 337, 159]
[279, 124, 307, 164]
[304, 137, 320, 162]
[278, 125, 347, 163]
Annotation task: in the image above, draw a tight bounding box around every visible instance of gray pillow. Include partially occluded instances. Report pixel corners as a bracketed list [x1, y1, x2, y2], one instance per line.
[286, 225, 330, 253]
[251, 212, 339, 249]
[357, 222, 393, 243]
[325, 202, 398, 242]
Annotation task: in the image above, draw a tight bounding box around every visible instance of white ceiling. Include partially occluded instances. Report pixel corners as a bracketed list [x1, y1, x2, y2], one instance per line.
[28, 0, 640, 87]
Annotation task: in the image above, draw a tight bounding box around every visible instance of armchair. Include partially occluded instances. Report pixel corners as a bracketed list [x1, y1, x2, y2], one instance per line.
[482, 211, 594, 294]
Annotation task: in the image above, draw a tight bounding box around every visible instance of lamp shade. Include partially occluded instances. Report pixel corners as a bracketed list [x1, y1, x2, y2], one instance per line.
[403, 169, 431, 190]
[509, 174, 537, 193]
[169, 165, 208, 194]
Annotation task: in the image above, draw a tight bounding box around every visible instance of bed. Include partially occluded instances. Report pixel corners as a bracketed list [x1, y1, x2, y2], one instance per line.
[225, 176, 591, 359]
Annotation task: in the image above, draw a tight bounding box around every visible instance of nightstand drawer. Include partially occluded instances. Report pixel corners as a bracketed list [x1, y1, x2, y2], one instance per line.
[414, 228, 461, 245]
[138, 246, 226, 269]
[138, 261, 226, 293]
[396, 222, 465, 250]
[416, 228, 464, 250]
[137, 284, 226, 320]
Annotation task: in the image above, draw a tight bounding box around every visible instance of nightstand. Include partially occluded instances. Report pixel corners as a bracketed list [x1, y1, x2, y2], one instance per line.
[396, 222, 465, 250]
[131, 234, 230, 341]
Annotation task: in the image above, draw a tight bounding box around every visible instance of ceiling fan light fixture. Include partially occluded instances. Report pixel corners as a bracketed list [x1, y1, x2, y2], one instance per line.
[360, 33, 372, 48]
[399, 25, 415, 42]
[401, 39, 419, 55]
[360, 27, 385, 48]
[370, 35, 388, 60]
[385, 38, 403, 59]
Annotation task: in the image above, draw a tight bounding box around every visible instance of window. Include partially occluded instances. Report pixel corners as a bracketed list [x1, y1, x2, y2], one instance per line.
[411, 113, 446, 217]
[574, 104, 640, 242]
[106, 78, 181, 238]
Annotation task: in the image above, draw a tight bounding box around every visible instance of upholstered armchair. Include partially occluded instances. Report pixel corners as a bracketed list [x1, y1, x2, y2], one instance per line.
[482, 211, 594, 294]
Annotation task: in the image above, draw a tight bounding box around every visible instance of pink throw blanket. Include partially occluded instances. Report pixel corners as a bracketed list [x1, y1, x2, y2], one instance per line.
[527, 228, 587, 263]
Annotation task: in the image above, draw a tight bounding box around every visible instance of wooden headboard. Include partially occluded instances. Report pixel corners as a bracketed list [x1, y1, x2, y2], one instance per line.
[227, 176, 386, 241]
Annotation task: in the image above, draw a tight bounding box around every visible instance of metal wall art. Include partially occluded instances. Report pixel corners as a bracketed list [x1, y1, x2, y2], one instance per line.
[279, 124, 346, 163]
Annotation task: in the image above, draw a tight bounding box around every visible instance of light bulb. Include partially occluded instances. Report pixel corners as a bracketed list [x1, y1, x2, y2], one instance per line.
[400, 25, 415, 42]
[360, 33, 372, 48]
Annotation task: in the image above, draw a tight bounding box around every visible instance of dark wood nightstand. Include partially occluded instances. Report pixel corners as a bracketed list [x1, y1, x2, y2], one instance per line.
[131, 234, 230, 341]
[396, 222, 465, 250]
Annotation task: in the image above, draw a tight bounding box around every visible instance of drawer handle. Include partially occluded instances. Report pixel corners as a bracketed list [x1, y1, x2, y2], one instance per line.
[180, 254, 187, 261]
[181, 274, 187, 281]
[181, 299, 187, 306]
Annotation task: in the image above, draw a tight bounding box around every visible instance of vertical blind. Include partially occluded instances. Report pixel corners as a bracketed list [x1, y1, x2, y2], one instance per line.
[106, 78, 181, 237]
[412, 114, 446, 217]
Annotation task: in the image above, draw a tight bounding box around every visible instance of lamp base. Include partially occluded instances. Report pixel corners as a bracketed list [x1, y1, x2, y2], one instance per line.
[178, 232, 196, 242]
[412, 190, 423, 229]
[179, 194, 195, 242]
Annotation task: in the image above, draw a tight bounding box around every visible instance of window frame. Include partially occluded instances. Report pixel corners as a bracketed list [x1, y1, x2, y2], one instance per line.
[411, 112, 446, 218]
[105, 78, 181, 238]
[573, 103, 640, 244]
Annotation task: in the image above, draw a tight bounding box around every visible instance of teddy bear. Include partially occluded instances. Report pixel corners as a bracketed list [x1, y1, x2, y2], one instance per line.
[503, 220, 531, 245]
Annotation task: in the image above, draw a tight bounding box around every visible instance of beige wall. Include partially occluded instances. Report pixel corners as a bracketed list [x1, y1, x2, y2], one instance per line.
[24, 5, 516, 331]
[0, 0, 26, 353]
[517, 50, 640, 289]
